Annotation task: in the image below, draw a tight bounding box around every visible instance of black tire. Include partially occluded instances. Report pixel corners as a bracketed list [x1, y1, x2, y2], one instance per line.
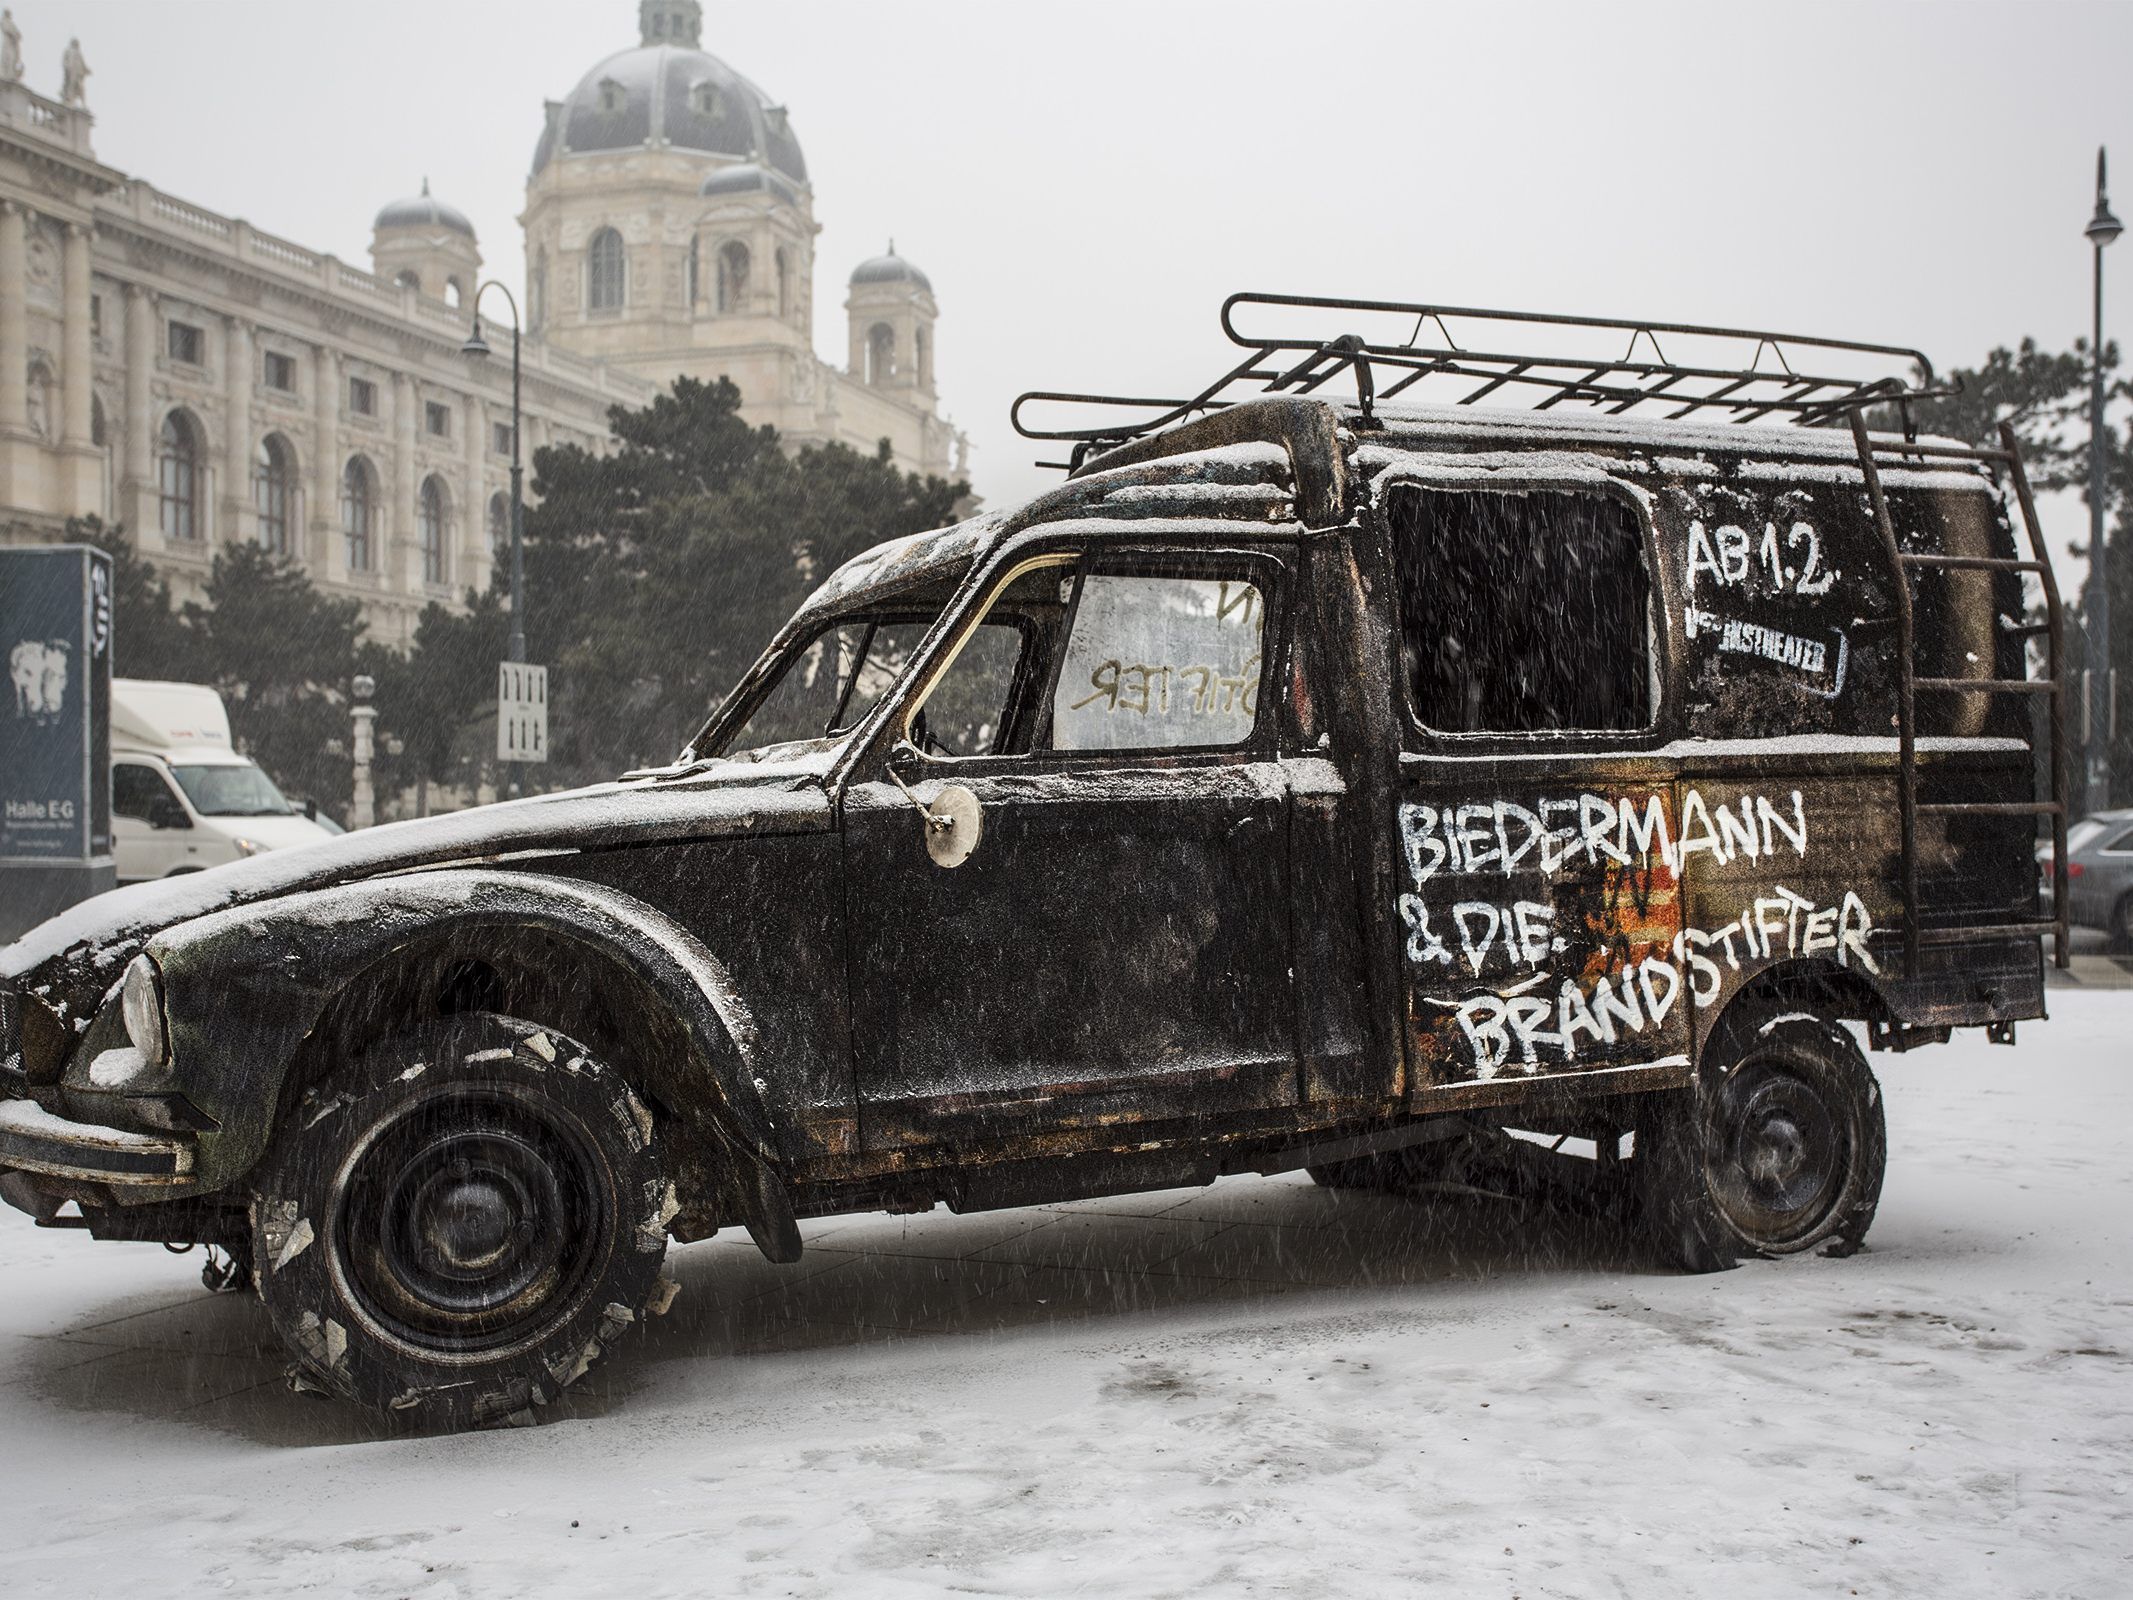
[250, 1013, 673, 1429]
[1639, 1009, 1885, 1270]
[2111, 893, 2133, 950]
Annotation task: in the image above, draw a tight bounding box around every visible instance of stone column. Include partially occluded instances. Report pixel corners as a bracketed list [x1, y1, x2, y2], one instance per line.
[391, 371, 416, 592]
[314, 344, 341, 578]
[464, 390, 486, 590]
[0, 203, 28, 433]
[123, 283, 155, 539]
[61, 223, 94, 447]
[223, 316, 252, 546]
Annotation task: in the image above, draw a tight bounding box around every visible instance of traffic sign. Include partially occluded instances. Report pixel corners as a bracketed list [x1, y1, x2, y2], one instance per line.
[497, 661, 548, 763]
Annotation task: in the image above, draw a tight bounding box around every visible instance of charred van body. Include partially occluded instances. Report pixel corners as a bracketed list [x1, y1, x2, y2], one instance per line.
[0, 296, 2065, 1426]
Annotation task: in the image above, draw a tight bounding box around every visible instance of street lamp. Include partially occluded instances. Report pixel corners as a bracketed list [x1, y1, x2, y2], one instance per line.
[463, 281, 524, 796]
[2086, 148, 2122, 815]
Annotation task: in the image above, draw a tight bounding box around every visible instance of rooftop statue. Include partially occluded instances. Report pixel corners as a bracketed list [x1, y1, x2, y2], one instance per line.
[59, 35, 86, 109]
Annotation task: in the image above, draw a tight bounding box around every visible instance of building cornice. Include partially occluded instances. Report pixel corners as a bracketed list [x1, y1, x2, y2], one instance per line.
[90, 199, 648, 420]
[55, 175, 641, 414]
[0, 85, 124, 204]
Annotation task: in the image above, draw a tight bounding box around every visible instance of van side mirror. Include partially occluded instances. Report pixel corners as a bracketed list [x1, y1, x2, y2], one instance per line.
[148, 797, 191, 831]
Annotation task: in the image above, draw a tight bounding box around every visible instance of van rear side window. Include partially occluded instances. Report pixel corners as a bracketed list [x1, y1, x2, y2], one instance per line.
[1387, 485, 1653, 735]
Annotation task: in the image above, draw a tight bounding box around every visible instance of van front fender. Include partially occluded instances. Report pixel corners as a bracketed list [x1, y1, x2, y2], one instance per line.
[134, 869, 786, 1201]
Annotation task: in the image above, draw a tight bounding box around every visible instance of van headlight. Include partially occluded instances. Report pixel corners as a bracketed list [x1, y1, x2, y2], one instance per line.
[233, 837, 265, 857]
[120, 954, 168, 1067]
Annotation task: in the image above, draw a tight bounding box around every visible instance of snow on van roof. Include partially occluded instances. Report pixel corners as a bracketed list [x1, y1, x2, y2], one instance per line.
[1349, 398, 1974, 464]
[804, 511, 1004, 616]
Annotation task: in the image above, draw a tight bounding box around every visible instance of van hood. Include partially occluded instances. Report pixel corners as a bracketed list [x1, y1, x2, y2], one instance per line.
[195, 813, 340, 852]
[2, 756, 834, 987]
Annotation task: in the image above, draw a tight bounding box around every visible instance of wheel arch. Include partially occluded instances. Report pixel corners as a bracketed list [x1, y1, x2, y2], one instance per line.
[1695, 957, 1892, 1067]
[149, 869, 795, 1243]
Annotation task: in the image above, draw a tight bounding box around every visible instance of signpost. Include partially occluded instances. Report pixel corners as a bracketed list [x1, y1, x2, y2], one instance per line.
[1, 545, 114, 938]
[497, 661, 548, 771]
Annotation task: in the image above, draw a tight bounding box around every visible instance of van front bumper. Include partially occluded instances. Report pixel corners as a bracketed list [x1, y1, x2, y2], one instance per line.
[0, 1096, 193, 1185]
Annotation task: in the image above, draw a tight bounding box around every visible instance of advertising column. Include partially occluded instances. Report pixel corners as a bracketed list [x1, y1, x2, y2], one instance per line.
[0, 545, 114, 940]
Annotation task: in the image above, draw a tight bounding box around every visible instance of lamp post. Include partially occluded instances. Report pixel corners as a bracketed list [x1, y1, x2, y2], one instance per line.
[350, 672, 376, 830]
[2086, 149, 2123, 815]
[462, 281, 524, 796]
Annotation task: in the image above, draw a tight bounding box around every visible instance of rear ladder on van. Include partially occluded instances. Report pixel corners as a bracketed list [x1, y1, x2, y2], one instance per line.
[1846, 413, 2071, 976]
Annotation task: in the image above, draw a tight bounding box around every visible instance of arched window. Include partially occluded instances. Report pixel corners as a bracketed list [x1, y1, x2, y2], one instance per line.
[866, 323, 895, 387]
[158, 409, 204, 540]
[341, 455, 376, 572]
[686, 236, 700, 312]
[915, 326, 931, 389]
[717, 240, 749, 314]
[775, 247, 791, 321]
[446, 278, 464, 310]
[419, 475, 449, 586]
[531, 249, 547, 332]
[488, 491, 509, 555]
[253, 433, 298, 557]
[395, 269, 421, 293]
[588, 227, 626, 313]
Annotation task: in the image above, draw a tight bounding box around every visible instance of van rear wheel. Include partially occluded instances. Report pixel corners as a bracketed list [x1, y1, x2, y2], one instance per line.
[1638, 1011, 1884, 1270]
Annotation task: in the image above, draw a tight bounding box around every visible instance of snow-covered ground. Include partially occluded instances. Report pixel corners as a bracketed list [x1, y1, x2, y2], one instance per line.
[1, 994, 2128, 1599]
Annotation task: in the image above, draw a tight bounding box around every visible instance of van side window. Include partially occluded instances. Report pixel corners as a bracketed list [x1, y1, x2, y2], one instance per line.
[913, 558, 1271, 759]
[113, 763, 176, 821]
[1050, 573, 1264, 752]
[1387, 485, 1652, 734]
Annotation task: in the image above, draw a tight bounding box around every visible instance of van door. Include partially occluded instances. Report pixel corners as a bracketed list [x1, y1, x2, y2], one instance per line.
[842, 546, 1300, 1152]
[1381, 481, 1692, 1102]
[112, 760, 195, 883]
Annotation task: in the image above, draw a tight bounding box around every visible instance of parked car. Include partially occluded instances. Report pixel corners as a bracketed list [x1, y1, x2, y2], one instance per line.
[0, 297, 2064, 1429]
[110, 679, 335, 883]
[2040, 809, 2133, 942]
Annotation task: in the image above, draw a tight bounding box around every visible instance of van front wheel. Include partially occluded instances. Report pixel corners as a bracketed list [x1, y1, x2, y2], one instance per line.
[1639, 1012, 1885, 1269]
[249, 1015, 672, 1429]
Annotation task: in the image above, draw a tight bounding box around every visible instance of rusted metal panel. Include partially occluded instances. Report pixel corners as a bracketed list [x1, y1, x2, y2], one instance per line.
[0, 391, 2054, 1247]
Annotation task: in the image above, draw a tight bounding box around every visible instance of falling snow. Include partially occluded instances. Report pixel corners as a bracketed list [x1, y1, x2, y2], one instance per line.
[0, 993, 2126, 1598]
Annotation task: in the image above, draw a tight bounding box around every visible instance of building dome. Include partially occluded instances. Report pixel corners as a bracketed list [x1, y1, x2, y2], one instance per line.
[532, 1, 807, 187]
[850, 245, 931, 293]
[373, 180, 475, 239]
[699, 161, 801, 206]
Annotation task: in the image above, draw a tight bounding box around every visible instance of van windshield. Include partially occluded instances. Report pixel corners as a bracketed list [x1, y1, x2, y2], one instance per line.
[722, 613, 940, 758]
[171, 763, 295, 817]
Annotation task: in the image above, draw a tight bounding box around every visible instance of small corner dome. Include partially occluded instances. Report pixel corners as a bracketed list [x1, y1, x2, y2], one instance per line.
[699, 162, 800, 206]
[373, 181, 476, 240]
[850, 247, 931, 293]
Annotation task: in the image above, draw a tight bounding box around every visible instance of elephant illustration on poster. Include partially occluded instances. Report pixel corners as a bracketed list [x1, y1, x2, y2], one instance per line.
[8, 637, 69, 726]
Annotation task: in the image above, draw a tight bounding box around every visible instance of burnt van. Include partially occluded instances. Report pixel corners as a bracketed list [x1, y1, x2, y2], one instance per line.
[0, 295, 2065, 1427]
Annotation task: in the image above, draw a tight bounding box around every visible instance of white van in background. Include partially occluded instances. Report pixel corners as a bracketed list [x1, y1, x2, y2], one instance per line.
[110, 679, 335, 884]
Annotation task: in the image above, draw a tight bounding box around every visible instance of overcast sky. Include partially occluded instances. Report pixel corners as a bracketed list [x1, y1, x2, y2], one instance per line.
[17, 0, 2133, 516]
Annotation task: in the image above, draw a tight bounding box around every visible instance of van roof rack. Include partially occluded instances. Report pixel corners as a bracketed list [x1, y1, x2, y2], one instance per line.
[1012, 292, 1945, 471]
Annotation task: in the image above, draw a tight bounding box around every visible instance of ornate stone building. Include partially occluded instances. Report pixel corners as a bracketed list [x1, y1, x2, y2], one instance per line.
[526, 0, 965, 479]
[0, 1, 965, 647]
